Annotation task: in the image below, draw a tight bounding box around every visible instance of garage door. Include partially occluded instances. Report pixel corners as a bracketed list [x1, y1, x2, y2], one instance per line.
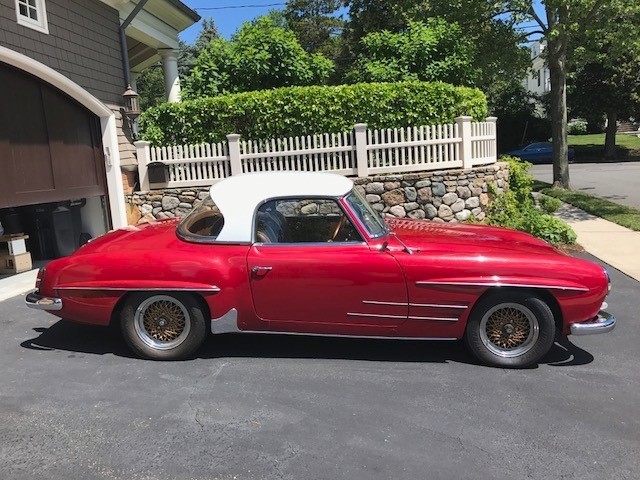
[0, 62, 107, 209]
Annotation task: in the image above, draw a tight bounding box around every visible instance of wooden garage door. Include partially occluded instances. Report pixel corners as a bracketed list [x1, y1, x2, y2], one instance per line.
[0, 63, 107, 208]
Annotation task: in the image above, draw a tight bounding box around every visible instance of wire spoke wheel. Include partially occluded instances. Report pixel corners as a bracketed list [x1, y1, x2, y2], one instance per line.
[479, 303, 539, 358]
[133, 295, 191, 350]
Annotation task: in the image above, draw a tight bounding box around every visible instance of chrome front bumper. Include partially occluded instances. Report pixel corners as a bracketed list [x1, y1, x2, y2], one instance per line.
[25, 291, 63, 311]
[570, 310, 616, 335]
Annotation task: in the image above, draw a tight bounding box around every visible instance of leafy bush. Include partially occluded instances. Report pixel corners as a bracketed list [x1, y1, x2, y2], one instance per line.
[181, 16, 334, 99]
[344, 20, 478, 86]
[538, 195, 561, 214]
[567, 121, 588, 135]
[140, 81, 487, 145]
[486, 157, 576, 245]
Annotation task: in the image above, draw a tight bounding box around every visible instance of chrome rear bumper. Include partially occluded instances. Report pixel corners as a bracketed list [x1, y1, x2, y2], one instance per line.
[25, 291, 63, 311]
[570, 310, 616, 335]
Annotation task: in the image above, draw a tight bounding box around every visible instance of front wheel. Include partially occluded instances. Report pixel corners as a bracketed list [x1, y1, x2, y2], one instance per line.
[120, 293, 207, 360]
[464, 291, 556, 368]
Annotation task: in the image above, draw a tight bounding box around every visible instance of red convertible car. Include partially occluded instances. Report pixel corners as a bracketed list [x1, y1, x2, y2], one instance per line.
[26, 172, 615, 367]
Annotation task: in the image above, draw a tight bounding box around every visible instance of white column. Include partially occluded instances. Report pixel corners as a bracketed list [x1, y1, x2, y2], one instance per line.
[135, 140, 152, 191]
[227, 134, 243, 176]
[455, 116, 473, 169]
[159, 49, 181, 103]
[353, 123, 369, 177]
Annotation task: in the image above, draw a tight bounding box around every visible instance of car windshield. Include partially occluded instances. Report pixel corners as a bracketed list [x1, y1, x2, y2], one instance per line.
[176, 195, 224, 243]
[345, 189, 388, 238]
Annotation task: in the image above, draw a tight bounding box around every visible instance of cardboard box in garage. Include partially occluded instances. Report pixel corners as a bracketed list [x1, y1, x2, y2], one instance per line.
[0, 252, 32, 274]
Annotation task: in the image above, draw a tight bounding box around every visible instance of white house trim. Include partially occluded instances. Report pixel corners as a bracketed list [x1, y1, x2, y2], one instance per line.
[15, 0, 49, 34]
[0, 46, 127, 229]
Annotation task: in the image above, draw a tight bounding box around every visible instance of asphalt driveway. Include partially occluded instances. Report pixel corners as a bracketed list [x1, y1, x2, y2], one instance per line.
[1, 254, 638, 480]
[530, 162, 640, 208]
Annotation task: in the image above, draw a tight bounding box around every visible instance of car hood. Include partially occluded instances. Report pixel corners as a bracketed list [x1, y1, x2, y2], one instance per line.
[389, 218, 557, 255]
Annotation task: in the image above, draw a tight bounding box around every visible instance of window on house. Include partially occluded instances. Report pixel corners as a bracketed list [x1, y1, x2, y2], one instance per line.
[538, 70, 541, 87]
[15, 0, 49, 34]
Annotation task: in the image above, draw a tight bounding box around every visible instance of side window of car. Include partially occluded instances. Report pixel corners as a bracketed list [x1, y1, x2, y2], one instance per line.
[255, 198, 363, 244]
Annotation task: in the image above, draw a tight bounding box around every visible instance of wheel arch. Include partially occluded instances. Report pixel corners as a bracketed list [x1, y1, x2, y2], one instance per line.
[469, 286, 563, 332]
[109, 291, 212, 329]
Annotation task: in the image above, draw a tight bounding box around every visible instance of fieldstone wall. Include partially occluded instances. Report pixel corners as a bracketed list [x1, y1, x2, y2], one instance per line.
[125, 162, 508, 225]
[353, 163, 508, 223]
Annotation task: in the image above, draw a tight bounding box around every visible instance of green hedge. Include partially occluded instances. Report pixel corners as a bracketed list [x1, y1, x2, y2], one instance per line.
[140, 81, 487, 146]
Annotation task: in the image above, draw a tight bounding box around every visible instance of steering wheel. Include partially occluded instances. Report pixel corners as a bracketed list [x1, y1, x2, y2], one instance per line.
[330, 215, 347, 242]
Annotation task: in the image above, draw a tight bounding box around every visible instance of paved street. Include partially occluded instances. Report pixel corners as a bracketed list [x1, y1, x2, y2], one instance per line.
[530, 162, 640, 208]
[1, 255, 638, 480]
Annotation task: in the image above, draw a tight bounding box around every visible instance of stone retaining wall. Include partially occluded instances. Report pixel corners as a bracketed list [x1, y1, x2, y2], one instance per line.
[125, 163, 508, 225]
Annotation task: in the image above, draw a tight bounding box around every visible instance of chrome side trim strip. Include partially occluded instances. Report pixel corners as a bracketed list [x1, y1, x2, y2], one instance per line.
[409, 303, 468, 309]
[211, 308, 240, 334]
[362, 301, 468, 310]
[237, 330, 457, 341]
[415, 281, 588, 292]
[362, 300, 407, 306]
[408, 316, 459, 322]
[347, 312, 406, 319]
[54, 286, 221, 292]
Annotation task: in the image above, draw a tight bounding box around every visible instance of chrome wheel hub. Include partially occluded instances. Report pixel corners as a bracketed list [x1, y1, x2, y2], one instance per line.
[134, 295, 191, 350]
[479, 303, 539, 358]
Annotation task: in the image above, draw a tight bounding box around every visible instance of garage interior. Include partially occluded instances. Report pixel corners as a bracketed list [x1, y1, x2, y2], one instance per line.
[0, 62, 110, 275]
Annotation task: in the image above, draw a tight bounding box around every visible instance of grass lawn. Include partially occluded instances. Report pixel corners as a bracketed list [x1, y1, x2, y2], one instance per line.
[569, 133, 640, 162]
[533, 180, 640, 231]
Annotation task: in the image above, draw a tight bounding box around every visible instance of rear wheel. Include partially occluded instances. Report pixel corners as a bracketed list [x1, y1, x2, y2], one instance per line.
[120, 293, 207, 360]
[464, 291, 556, 368]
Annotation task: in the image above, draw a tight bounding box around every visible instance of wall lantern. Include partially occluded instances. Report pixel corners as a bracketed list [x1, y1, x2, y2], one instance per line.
[122, 85, 140, 137]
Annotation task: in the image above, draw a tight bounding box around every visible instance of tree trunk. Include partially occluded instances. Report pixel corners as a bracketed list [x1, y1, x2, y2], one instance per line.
[604, 110, 618, 160]
[547, 35, 570, 188]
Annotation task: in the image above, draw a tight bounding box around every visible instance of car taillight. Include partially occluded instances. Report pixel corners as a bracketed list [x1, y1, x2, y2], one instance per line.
[35, 267, 45, 290]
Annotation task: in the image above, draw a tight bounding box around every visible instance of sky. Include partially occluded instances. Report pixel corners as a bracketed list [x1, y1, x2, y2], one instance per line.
[178, 0, 546, 45]
[180, 1, 290, 42]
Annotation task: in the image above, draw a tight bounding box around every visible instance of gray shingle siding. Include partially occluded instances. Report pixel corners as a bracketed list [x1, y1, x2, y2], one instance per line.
[0, 0, 125, 106]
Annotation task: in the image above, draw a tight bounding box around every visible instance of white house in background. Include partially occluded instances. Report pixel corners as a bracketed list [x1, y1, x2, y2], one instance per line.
[523, 41, 550, 112]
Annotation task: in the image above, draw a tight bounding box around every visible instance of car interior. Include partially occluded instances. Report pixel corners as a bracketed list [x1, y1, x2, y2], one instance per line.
[255, 199, 362, 244]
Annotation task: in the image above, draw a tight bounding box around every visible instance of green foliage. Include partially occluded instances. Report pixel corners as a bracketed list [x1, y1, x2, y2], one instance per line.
[538, 195, 561, 214]
[567, 121, 588, 135]
[344, 20, 477, 85]
[181, 16, 334, 99]
[343, 1, 530, 101]
[136, 66, 165, 111]
[284, 0, 346, 57]
[140, 81, 487, 145]
[486, 157, 576, 245]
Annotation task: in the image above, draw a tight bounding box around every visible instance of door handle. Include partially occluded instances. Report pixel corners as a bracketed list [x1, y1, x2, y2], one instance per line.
[252, 266, 272, 276]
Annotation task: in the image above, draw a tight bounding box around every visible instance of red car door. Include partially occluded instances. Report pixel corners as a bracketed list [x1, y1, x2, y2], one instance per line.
[247, 243, 408, 336]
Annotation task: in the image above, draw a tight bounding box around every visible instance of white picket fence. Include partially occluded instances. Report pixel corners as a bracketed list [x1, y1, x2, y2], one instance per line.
[135, 116, 497, 190]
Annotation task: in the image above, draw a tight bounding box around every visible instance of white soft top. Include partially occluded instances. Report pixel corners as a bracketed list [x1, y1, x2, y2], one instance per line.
[211, 172, 354, 242]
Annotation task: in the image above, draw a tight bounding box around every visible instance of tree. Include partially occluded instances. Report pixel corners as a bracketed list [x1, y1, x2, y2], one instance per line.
[195, 18, 220, 50]
[136, 20, 222, 110]
[568, 3, 640, 159]
[182, 16, 334, 98]
[570, 57, 640, 159]
[344, 20, 478, 85]
[343, 1, 530, 112]
[136, 66, 165, 111]
[284, 0, 346, 57]
[504, 0, 640, 188]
